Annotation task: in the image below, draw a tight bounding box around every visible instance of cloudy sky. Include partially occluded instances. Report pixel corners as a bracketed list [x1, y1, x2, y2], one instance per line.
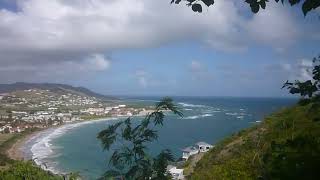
[0, 0, 319, 97]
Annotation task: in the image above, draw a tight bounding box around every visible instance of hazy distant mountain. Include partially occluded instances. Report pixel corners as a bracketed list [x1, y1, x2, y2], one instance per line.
[0, 82, 117, 100]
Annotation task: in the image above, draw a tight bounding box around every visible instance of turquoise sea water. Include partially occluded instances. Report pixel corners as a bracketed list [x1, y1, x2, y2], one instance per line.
[25, 97, 296, 179]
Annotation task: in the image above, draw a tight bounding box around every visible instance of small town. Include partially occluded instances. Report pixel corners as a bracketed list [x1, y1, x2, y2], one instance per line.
[0, 89, 149, 134]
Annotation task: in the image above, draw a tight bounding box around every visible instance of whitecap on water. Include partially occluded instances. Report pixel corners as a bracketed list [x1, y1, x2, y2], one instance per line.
[183, 114, 213, 120]
[225, 112, 238, 116]
[29, 117, 121, 175]
[178, 102, 207, 108]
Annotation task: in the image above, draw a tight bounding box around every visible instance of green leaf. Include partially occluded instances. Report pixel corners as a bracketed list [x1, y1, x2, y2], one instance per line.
[250, 2, 260, 13]
[201, 0, 215, 7]
[192, 3, 202, 13]
[289, 0, 301, 6]
[302, 0, 320, 16]
[97, 97, 183, 179]
[260, 0, 266, 9]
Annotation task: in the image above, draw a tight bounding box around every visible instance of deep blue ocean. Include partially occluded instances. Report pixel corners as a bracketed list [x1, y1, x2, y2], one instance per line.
[24, 97, 296, 179]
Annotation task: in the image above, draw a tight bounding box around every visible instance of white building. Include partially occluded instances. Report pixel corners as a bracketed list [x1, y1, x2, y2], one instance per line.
[86, 108, 105, 115]
[182, 142, 214, 160]
[12, 111, 28, 116]
[0, 125, 13, 133]
[196, 142, 213, 153]
[167, 165, 184, 180]
[182, 146, 199, 160]
[105, 107, 112, 111]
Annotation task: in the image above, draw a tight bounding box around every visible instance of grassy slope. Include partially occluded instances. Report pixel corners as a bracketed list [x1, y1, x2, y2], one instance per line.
[189, 103, 320, 180]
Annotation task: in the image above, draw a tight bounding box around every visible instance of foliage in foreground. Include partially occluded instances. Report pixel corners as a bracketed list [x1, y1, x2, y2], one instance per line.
[97, 97, 183, 180]
[0, 161, 63, 180]
[171, 0, 320, 16]
[283, 55, 320, 113]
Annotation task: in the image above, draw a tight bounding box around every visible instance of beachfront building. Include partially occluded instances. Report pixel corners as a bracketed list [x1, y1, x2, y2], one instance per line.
[182, 141, 214, 160]
[167, 165, 184, 180]
[0, 125, 12, 133]
[182, 146, 199, 160]
[196, 142, 213, 153]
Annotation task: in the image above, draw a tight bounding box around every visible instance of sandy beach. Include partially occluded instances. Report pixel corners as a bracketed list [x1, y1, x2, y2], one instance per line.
[5, 118, 117, 162]
[6, 130, 42, 161]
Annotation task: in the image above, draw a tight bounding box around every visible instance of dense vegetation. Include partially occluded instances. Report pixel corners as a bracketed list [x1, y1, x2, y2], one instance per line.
[0, 161, 63, 180]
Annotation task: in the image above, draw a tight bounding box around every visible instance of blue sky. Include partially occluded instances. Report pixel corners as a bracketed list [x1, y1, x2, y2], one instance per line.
[0, 0, 319, 97]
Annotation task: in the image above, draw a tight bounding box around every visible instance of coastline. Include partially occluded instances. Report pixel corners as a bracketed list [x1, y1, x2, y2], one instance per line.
[6, 130, 41, 161]
[4, 116, 122, 176]
[3, 111, 171, 175]
[4, 111, 166, 175]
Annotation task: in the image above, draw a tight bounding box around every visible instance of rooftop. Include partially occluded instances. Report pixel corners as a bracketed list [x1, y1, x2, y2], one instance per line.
[196, 141, 212, 146]
[182, 146, 198, 152]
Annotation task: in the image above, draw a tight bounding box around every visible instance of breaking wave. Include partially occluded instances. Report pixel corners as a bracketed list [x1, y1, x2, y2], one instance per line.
[29, 118, 120, 175]
[183, 114, 213, 120]
[225, 112, 238, 116]
[178, 102, 207, 108]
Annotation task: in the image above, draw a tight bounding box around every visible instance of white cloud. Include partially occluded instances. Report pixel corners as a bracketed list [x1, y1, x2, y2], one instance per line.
[0, 0, 306, 54]
[247, 2, 300, 50]
[0, 0, 309, 83]
[190, 60, 203, 72]
[83, 54, 110, 71]
[281, 63, 292, 71]
[0, 53, 110, 83]
[189, 60, 214, 81]
[135, 70, 148, 88]
[269, 58, 314, 82]
[300, 59, 313, 67]
[0, 0, 248, 53]
[298, 59, 313, 81]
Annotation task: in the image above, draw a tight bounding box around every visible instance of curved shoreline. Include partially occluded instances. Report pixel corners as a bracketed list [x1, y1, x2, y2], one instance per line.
[6, 117, 121, 175]
[6, 130, 43, 161]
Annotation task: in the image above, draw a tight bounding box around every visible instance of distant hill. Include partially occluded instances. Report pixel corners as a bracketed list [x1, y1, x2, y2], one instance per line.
[0, 82, 117, 100]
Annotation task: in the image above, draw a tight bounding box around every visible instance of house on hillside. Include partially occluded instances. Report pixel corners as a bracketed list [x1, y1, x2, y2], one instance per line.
[196, 142, 213, 153]
[182, 146, 199, 160]
[0, 125, 13, 133]
[167, 165, 184, 180]
[182, 141, 214, 160]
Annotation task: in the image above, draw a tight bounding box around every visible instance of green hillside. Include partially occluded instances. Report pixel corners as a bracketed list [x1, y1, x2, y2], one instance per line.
[0, 82, 117, 101]
[188, 101, 320, 179]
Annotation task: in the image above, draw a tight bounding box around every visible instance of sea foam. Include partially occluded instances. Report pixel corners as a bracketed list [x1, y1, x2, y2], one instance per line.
[183, 114, 213, 120]
[29, 117, 120, 175]
[178, 102, 207, 108]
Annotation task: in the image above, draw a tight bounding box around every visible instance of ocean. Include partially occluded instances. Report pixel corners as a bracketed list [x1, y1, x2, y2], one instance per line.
[22, 97, 296, 179]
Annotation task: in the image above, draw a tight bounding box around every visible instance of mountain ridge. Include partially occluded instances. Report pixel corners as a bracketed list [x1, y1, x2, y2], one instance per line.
[0, 82, 117, 100]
